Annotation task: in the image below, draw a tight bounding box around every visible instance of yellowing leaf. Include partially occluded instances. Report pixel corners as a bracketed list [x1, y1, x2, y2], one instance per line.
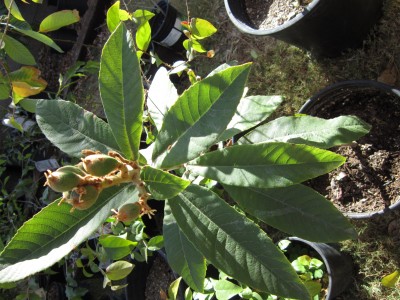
[39, 10, 80, 33]
[9, 67, 47, 100]
[382, 270, 400, 288]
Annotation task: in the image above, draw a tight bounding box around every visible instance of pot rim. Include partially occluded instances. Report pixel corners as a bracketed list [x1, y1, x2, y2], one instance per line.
[224, 0, 320, 35]
[286, 237, 341, 299]
[299, 79, 400, 219]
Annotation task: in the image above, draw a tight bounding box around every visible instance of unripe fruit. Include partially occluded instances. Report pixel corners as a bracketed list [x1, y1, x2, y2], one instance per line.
[57, 165, 87, 176]
[114, 202, 141, 223]
[81, 154, 120, 176]
[45, 169, 83, 192]
[63, 185, 100, 210]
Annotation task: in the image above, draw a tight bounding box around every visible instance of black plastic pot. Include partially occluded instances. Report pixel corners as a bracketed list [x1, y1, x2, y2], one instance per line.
[286, 237, 353, 300]
[224, 0, 384, 57]
[48, 0, 88, 15]
[149, 1, 186, 54]
[299, 80, 400, 219]
[49, 28, 78, 52]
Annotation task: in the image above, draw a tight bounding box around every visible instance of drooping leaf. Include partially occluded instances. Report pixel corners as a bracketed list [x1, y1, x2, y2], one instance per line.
[39, 10, 80, 33]
[3, 35, 36, 65]
[239, 115, 371, 148]
[105, 260, 134, 281]
[147, 67, 178, 131]
[99, 234, 138, 260]
[164, 203, 206, 292]
[8, 66, 46, 100]
[36, 99, 120, 158]
[4, 0, 24, 21]
[187, 142, 345, 188]
[218, 95, 283, 141]
[140, 166, 190, 200]
[10, 26, 63, 52]
[224, 184, 357, 242]
[0, 184, 137, 283]
[168, 185, 309, 299]
[381, 270, 400, 288]
[190, 18, 217, 40]
[152, 63, 252, 169]
[99, 22, 144, 161]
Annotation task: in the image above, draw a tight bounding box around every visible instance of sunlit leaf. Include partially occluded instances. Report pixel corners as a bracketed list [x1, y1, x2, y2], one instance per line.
[99, 22, 144, 160]
[4, 0, 24, 21]
[239, 115, 371, 148]
[0, 185, 137, 283]
[39, 10, 80, 33]
[8, 66, 46, 100]
[168, 185, 309, 299]
[190, 18, 217, 40]
[187, 143, 345, 188]
[224, 184, 357, 242]
[152, 63, 251, 169]
[141, 166, 190, 200]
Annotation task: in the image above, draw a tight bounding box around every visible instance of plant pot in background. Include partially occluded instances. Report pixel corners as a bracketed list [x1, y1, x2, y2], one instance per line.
[47, 0, 88, 16]
[149, 0, 186, 54]
[286, 237, 353, 300]
[300, 80, 400, 219]
[49, 28, 78, 52]
[224, 0, 384, 58]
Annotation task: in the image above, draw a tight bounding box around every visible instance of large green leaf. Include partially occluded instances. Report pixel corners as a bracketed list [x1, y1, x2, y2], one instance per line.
[218, 95, 283, 141]
[152, 63, 252, 169]
[187, 142, 345, 188]
[3, 35, 36, 65]
[0, 184, 137, 283]
[239, 115, 371, 148]
[147, 67, 178, 131]
[224, 184, 357, 242]
[163, 202, 206, 292]
[36, 99, 120, 158]
[168, 185, 309, 299]
[99, 22, 144, 161]
[141, 166, 190, 200]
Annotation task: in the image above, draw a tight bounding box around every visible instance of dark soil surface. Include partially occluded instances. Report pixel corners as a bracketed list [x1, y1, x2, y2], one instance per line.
[145, 255, 176, 299]
[305, 86, 400, 214]
[244, 0, 313, 29]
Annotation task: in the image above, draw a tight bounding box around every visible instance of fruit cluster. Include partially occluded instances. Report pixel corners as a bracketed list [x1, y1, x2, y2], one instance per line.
[44, 150, 155, 221]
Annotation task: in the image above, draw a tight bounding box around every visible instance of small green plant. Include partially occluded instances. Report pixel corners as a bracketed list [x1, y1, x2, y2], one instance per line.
[0, 19, 371, 300]
[0, 0, 80, 126]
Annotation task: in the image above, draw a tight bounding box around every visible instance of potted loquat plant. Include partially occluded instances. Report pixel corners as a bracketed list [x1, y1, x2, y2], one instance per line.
[0, 15, 371, 300]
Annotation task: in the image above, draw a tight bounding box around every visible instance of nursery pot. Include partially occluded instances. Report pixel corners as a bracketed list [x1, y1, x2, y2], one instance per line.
[287, 237, 353, 300]
[299, 80, 400, 219]
[49, 28, 78, 52]
[48, 0, 88, 15]
[149, 0, 186, 53]
[224, 0, 384, 57]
